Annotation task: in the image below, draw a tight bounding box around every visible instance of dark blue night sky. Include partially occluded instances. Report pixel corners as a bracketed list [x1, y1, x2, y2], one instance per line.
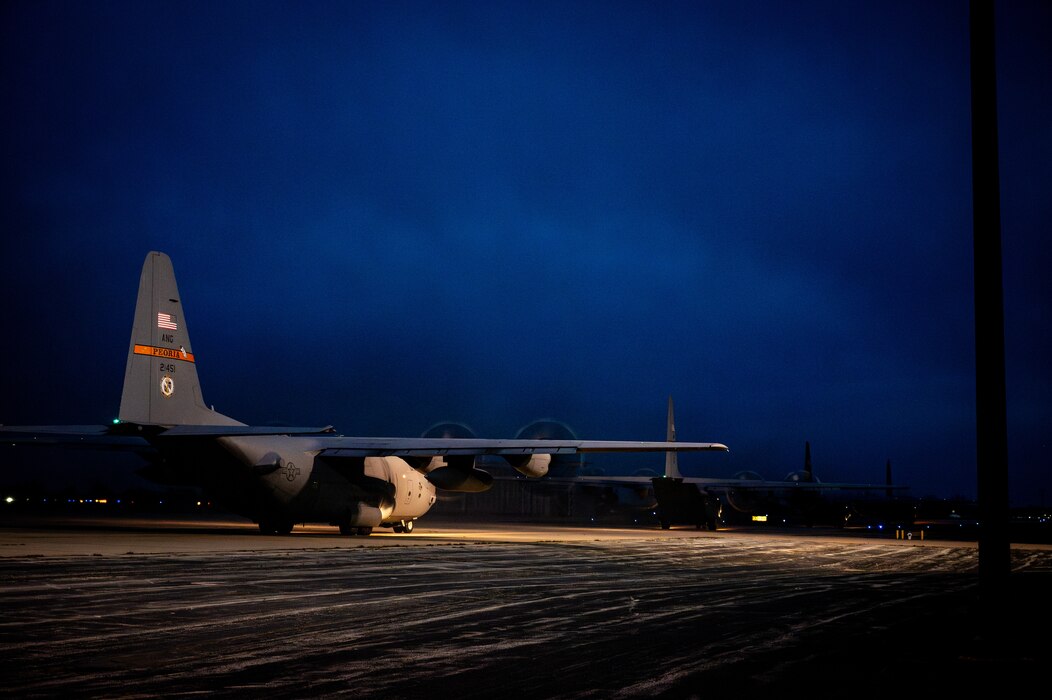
[2, 1, 1049, 505]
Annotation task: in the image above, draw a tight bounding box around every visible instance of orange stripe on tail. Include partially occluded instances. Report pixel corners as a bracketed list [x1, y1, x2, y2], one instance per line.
[133, 344, 195, 363]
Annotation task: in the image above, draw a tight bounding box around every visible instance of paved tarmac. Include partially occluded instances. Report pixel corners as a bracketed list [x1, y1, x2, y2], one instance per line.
[1, 515, 1049, 698]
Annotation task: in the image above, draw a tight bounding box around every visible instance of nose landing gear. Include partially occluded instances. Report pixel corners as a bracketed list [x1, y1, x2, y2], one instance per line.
[392, 520, 415, 534]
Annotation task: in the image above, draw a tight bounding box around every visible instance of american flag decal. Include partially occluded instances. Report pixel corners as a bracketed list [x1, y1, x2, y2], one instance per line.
[157, 312, 178, 330]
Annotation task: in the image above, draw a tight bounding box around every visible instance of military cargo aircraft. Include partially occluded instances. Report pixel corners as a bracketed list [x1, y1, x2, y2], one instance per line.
[0, 252, 728, 535]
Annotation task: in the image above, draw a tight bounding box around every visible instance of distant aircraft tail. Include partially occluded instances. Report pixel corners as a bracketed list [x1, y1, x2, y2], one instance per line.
[118, 251, 241, 427]
[664, 395, 681, 479]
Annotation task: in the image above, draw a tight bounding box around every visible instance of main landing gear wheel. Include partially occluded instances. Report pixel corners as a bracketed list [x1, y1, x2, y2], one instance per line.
[338, 523, 372, 536]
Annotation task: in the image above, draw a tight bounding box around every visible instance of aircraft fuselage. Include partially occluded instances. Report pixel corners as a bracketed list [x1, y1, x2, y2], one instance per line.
[141, 435, 436, 532]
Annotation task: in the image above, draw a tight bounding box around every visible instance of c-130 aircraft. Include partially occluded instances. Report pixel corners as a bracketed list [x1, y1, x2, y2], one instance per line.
[2, 252, 727, 535]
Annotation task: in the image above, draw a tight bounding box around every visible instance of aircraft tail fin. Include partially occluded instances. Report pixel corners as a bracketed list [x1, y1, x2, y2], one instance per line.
[118, 251, 241, 427]
[664, 395, 681, 479]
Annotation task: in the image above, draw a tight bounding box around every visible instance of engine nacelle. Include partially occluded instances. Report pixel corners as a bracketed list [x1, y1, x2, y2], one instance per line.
[784, 470, 819, 483]
[427, 466, 494, 492]
[503, 453, 551, 478]
[724, 471, 769, 513]
[421, 454, 493, 493]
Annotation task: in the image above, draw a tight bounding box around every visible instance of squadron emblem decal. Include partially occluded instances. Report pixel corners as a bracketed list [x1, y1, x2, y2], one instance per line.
[160, 375, 175, 397]
[283, 462, 299, 481]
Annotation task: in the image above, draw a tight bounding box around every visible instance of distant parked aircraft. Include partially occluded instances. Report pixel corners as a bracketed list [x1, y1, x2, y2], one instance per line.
[554, 397, 907, 530]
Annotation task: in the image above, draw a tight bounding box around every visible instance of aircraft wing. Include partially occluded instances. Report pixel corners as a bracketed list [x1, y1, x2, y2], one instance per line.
[2, 425, 726, 457]
[2, 425, 117, 439]
[157, 425, 335, 436]
[1, 423, 335, 442]
[0, 425, 152, 450]
[316, 438, 728, 458]
[542, 475, 906, 491]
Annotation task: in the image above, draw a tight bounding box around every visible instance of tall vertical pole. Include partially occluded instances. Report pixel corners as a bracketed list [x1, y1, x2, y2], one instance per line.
[969, 0, 1011, 588]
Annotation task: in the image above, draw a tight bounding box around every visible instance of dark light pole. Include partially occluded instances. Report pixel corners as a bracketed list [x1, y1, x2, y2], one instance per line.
[969, 0, 1010, 588]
